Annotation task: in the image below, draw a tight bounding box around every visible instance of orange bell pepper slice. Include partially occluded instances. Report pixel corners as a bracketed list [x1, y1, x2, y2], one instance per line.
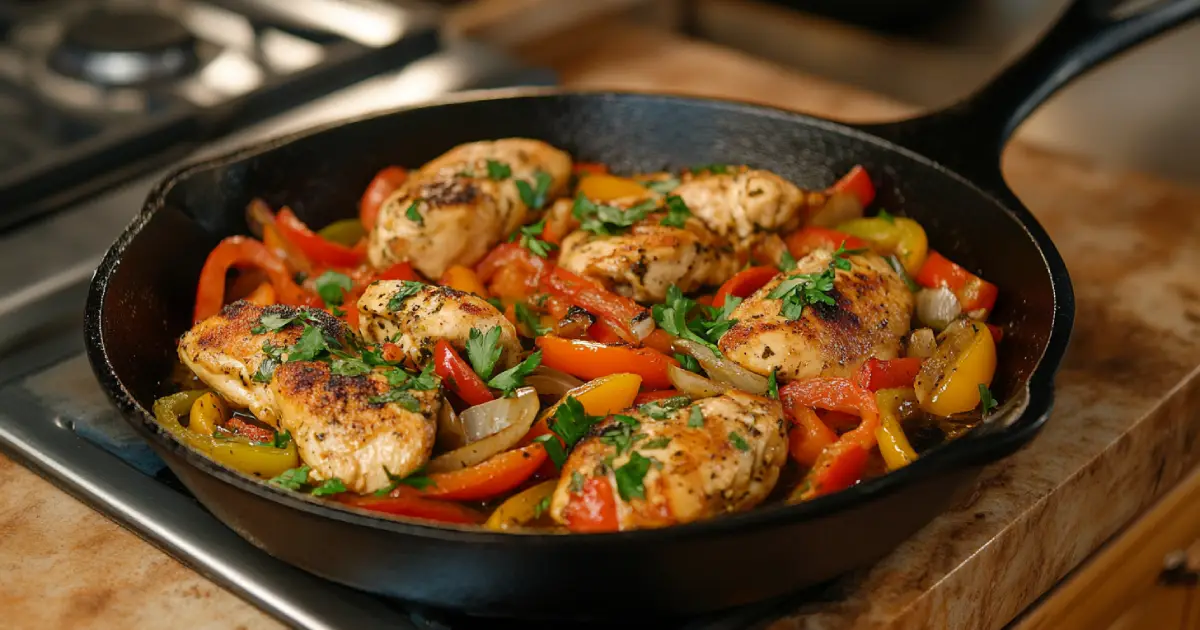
[432, 340, 494, 407]
[828, 164, 875, 208]
[542, 267, 652, 343]
[537, 335, 678, 390]
[244, 282, 276, 306]
[785, 405, 836, 468]
[476, 242, 549, 299]
[713, 265, 778, 307]
[275, 208, 365, 268]
[421, 444, 548, 502]
[439, 264, 488, 297]
[340, 487, 484, 524]
[194, 236, 317, 323]
[563, 475, 619, 533]
[781, 378, 881, 500]
[359, 166, 407, 232]
[853, 357, 923, 392]
[914, 251, 999, 314]
[784, 226, 869, 260]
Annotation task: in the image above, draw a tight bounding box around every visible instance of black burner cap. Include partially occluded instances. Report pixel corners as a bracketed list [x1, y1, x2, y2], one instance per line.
[49, 7, 200, 86]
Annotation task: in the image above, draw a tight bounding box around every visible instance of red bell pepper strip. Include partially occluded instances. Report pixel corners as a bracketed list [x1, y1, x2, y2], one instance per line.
[194, 236, 316, 323]
[587, 319, 624, 345]
[633, 389, 683, 405]
[563, 476, 619, 533]
[543, 266, 653, 342]
[537, 335, 678, 390]
[340, 487, 484, 524]
[914, 251, 999, 314]
[853, 357, 923, 391]
[421, 444, 548, 501]
[987, 323, 1004, 342]
[476, 242, 550, 299]
[784, 405, 836, 468]
[796, 440, 871, 501]
[359, 166, 408, 232]
[828, 165, 875, 208]
[784, 226, 869, 260]
[432, 340, 494, 407]
[224, 416, 277, 444]
[374, 261, 421, 282]
[713, 266, 778, 307]
[275, 208, 365, 268]
[780, 378, 880, 499]
[572, 162, 609, 176]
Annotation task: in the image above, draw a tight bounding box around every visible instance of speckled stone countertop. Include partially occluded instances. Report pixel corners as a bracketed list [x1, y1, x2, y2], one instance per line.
[3, 22, 1200, 630]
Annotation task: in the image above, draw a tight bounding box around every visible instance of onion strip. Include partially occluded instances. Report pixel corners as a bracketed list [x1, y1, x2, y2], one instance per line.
[672, 338, 769, 395]
[427, 388, 539, 473]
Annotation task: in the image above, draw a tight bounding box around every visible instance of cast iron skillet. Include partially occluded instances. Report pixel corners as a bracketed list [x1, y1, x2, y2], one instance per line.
[85, 0, 1199, 619]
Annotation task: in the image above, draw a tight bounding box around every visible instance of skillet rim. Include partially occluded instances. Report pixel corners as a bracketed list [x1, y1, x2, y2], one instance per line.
[85, 87, 1074, 545]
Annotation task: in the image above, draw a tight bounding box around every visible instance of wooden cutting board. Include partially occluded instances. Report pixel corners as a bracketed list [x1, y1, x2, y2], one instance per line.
[4, 20, 1200, 630]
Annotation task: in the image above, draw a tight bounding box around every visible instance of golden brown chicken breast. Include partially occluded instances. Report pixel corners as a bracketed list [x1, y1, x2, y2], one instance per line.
[270, 361, 441, 494]
[549, 392, 788, 531]
[357, 281, 521, 369]
[672, 168, 809, 243]
[718, 249, 913, 380]
[368, 139, 572, 278]
[177, 302, 350, 427]
[556, 217, 740, 303]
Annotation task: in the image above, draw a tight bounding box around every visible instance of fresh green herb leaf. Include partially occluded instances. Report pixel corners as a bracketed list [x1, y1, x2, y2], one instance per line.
[979, 384, 998, 415]
[659, 194, 692, 228]
[767, 368, 779, 400]
[486, 159, 512, 180]
[599, 423, 638, 455]
[613, 414, 641, 430]
[886, 255, 921, 292]
[374, 466, 434, 495]
[457, 169, 475, 178]
[533, 434, 567, 469]
[465, 326, 503, 380]
[273, 430, 292, 449]
[572, 195, 656, 236]
[778, 250, 798, 272]
[387, 281, 425, 311]
[728, 432, 750, 451]
[509, 218, 556, 258]
[641, 177, 680, 194]
[405, 199, 424, 226]
[569, 471, 586, 493]
[331, 357, 371, 377]
[514, 302, 549, 337]
[367, 389, 420, 411]
[253, 355, 280, 383]
[614, 452, 653, 501]
[830, 242, 868, 271]
[287, 325, 331, 362]
[383, 362, 439, 391]
[688, 406, 704, 428]
[674, 352, 702, 373]
[638, 395, 691, 420]
[540, 396, 602, 468]
[877, 209, 895, 224]
[251, 312, 297, 335]
[310, 478, 347, 497]
[532, 495, 552, 519]
[486, 296, 504, 310]
[641, 436, 671, 450]
[313, 270, 353, 307]
[488, 351, 542, 396]
[768, 268, 836, 320]
[269, 465, 311, 491]
[516, 171, 554, 210]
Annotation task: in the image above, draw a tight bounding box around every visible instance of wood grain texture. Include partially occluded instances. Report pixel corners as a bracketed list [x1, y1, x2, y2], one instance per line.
[3, 19, 1200, 630]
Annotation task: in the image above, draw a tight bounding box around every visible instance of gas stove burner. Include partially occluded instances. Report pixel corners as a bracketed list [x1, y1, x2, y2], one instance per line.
[48, 7, 200, 87]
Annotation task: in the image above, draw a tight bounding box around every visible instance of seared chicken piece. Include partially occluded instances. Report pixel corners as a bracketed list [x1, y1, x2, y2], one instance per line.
[357, 281, 521, 369]
[672, 168, 810, 241]
[550, 392, 788, 531]
[271, 361, 440, 493]
[557, 217, 740, 303]
[178, 302, 350, 427]
[368, 139, 572, 278]
[718, 249, 913, 380]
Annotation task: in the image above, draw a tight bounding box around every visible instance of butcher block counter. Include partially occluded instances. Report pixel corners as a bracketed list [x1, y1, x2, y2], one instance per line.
[4, 21, 1200, 630]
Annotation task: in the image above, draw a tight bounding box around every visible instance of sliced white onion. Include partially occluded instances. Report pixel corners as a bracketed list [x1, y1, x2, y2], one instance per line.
[672, 338, 769, 395]
[426, 388, 539, 473]
[630, 313, 655, 342]
[435, 402, 468, 451]
[667, 364, 728, 399]
[906, 328, 937, 359]
[915, 287, 961, 332]
[808, 192, 863, 228]
[524, 365, 585, 399]
[460, 386, 539, 443]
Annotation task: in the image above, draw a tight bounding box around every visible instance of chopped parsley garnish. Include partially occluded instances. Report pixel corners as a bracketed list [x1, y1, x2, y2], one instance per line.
[405, 199, 424, 226]
[573, 195, 655, 236]
[532, 495, 552, 519]
[310, 478, 347, 497]
[269, 465, 311, 490]
[274, 430, 292, 449]
[641, 436, 671, 450]
[641, 177, 680, 194]
[387, 281, 425, 311]
[659, 194, 691, 228]
[367, 389, 420, 411]
[516, 171, 553, 210]
[534, 396, 602, 468]
[690, 164, 731, 175]
[374, 466, 434, 495]
[485, 159, 511, 180]
[331, 357, 371, 377]
[251, 312, 298, 334]
[768, 243, 865, 320]
[831, 241, 869, 270]
[614, 414, 641, 429]
[979, 384, 998, 415]
[652, 285, 741, 353]
[465, 326, 504, 380]
[767, 368, 779, 400]
[368, 363, 438, 409]
[877, 209, 895, 224]
[886, 255, 921, 292]
[509, 218, 556, 258]
[487, 351, 542, 396]
[487, 296, 504, 310]
[688, 406, 705, 428]
[614, 452, 653, 501]
[457, 169, 475, 178]
[514, 302, 549, 337]
[675, 352, 702, 373]
[778, 250, 798, 272]
[287, 325, 330, 362]
[728, 432, 750, 451]
[638, 395, 691, 420]
[568, 471, 586, 493]
[598, 422, 644, 456]
[313, 270, 352, 307]
[253, 352, 280, 383]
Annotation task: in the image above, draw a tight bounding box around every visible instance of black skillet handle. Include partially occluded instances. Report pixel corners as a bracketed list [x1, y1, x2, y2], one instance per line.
[862, 0, 1200, 195]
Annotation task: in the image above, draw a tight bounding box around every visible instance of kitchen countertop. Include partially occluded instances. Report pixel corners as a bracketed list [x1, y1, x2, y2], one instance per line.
[4, 20, 1200, 629]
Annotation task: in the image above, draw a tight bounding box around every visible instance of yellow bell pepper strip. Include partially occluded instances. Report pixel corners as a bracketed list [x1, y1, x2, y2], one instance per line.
[836, 216, 929, 275]
[153, 391, 300, 478]
[316, 218, 366, 247]
[188, 392, 228, 435]
[485, 480, 558, 530]
[577, 174, 651, 202]
[913, 319, 997, 416]
[522, 372, 643, 447]
[875, 388, 919, 470]
[438, 264, 489, 297]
